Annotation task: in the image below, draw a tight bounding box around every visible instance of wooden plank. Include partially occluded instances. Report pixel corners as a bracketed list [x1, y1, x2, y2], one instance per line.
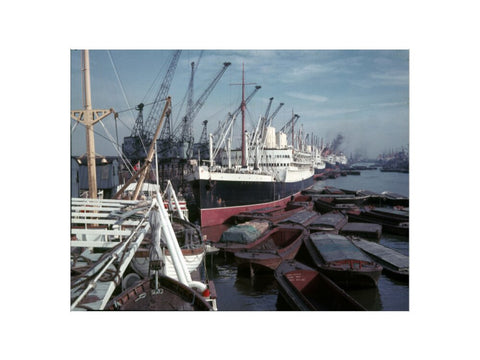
[71, 205, 122, 212]
[71, 228, 133, 236]
[72, 198, 140, 205]
[71, 240, 120, 248]
[71, 212, 113, 218]
[70, 218, 140, 226]
[71, 200, 127, 207]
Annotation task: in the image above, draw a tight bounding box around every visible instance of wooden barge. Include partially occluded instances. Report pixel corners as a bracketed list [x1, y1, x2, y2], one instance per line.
[233, 225, 308, 275]
[214, 220, 272, 254]
[350, 237, 409, 282]
[314, 197, 361, 214]
[278, 209, 319, 227]
[382, 191, 409, 207]
[303, 233, 383, 289]
[274, 260, 366, 311]
[346, 207, 409, 236]
[231, 195, 313, 225]
[339, 222, 382, 240]
[309, 186, 409, 207]
[308, 211, 348, 234]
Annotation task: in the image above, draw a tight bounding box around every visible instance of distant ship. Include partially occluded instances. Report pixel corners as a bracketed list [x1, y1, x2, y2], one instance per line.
[314, 154, 326, 174]
[187, 65, 314, 227]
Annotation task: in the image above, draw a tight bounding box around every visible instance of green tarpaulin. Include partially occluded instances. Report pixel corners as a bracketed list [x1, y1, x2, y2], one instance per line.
[219, 221, 270, 244]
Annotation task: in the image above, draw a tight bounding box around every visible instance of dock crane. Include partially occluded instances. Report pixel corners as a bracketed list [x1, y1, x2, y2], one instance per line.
[264, 97, 274, 122]
[251, 97, 272, 147]
[122, 50, 181, 162]
[175, 61, 231, 160]
[192, 119, 209, 160]
[158, 58, 199, 161]
[251, 98, 285, 148]
[185, 62, 195, 127]
[280, 113, 300, 148]
[266, 101, 284, 127]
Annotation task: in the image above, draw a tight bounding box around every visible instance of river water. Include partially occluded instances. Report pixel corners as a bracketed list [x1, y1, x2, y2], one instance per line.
[203, 168, 409, 311]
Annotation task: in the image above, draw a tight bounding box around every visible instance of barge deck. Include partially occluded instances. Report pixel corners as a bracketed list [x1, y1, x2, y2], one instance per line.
[350, 237, 409, 281]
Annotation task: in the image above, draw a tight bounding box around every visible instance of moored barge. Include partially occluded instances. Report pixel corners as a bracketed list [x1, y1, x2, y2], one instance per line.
[350, 237, 409, 282]
[303, 233, 382, 289]
[234, 225, 308, 274]
[274, 260, 366, 311]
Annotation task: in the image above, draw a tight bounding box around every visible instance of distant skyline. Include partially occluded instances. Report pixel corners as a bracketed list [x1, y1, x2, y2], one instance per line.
[71, 49, 409, 159]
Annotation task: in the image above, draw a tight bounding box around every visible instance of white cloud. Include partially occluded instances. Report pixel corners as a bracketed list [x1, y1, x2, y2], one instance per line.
[370, 70, 409, 86]
[371, 101, 408, 108]
[286, 91, 328, 103]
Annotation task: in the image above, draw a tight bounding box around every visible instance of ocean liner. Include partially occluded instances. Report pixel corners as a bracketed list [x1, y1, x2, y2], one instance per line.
[187, 65, 314, 227]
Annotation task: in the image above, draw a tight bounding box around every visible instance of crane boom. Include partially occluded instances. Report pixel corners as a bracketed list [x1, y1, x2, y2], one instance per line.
[176, 61, 231, 159]
[144, 50, 181, 140]
[186, 61, 195, 124]
[267, 102, 284, 127]
[213, 85, 261, 140]
[264, 97, 274, 122]
[251, 97, 275, 147]
[123, 51, 181, 161]
[179, 62, 231, 138]
[280, 113, 300, 139]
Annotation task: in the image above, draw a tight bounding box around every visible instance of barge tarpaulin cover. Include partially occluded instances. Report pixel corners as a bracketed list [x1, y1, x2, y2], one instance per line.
[219, 221, 270, 244]
[310, 233, 373, 263]
[279, 210, 318, 226]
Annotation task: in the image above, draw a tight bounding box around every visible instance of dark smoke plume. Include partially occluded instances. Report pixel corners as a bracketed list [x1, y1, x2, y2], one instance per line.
[331, 134, 344, 152]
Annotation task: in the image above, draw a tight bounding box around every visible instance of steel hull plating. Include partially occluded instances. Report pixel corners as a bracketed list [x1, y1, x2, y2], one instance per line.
[190, 170, 314, 227]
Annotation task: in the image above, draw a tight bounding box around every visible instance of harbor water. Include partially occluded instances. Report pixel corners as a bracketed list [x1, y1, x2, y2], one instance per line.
[204, 168, 409, 311]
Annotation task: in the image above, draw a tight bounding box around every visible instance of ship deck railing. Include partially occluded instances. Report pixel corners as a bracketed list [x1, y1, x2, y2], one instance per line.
[71, 197, 154, 310]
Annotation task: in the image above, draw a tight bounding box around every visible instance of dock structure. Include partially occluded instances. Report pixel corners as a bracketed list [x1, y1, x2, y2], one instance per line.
[350, 237, 409, 279]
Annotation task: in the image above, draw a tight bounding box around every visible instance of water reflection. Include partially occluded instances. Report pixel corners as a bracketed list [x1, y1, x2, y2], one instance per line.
[377, 275, 409, 311]
[234, 272, 277, 296]
[347, 285, 383, 311]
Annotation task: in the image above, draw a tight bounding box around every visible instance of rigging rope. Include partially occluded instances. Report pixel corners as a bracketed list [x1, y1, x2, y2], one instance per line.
[98, 119, 135, 175]
[141, 54, 169, 104]
[107, 50, 136, 122]
[71, 201, 156, 309]
[171, 50, 203, 136]
[71, 121, 79, 135]
[71, 116, 135, 174]
[107, 51, 151, 159]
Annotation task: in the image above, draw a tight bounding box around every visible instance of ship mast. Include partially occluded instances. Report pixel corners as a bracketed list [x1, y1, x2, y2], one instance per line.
[228, 63, 256, 168]
[241, 64, 246, 167]
[71, 50, 113, 199]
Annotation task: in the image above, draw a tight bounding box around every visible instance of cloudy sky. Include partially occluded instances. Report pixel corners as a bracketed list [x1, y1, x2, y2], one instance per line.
[71, 49, 408, 159]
